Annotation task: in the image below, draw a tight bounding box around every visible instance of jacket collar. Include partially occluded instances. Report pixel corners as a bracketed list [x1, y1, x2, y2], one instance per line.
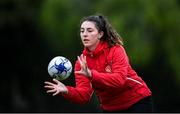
[83, 41, 109, 57]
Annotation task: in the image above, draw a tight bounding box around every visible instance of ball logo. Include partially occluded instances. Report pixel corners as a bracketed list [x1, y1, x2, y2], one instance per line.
[54, 59, 70, 74]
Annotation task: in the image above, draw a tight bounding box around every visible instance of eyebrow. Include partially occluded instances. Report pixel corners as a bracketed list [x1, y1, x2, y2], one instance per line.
[80, 28, 93, 30]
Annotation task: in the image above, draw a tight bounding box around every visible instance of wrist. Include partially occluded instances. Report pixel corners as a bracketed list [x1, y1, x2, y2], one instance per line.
[61, 88, 68, 95]
[63, 91, 68, 94]
[64, 87, 68, 94]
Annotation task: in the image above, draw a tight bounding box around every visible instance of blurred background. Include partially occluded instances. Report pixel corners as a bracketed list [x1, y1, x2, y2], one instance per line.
[1, 0, 180, 112]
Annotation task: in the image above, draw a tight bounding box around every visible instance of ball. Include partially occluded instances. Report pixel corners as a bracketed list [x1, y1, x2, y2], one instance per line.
[47, 56, 72, 80]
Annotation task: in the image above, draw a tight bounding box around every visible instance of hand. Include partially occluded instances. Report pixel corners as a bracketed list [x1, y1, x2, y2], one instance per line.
[44, 78, 68, 96]
[75, 55, 92, 78]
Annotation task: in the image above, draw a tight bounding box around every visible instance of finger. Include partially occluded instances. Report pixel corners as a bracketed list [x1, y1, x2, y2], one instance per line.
[44, 85, 54, 89]
[44, 81, 54, 86]
[77, 56, 83, 66]
[47, 89, 56, 93]
[81, 55, 85, 64]
[53, 78, 60, 84]
[84, 55, 87, 65]
[80, 56, 87, 68]
[80, 54, 83, 58]
[75, 70, 82, 74]
[53, 91, 60, 96]
[82, 55, 87, 70]
[83, 55, 87, 67]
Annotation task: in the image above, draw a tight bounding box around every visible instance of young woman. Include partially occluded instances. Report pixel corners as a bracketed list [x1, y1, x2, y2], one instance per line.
[44, 15, 153, 112]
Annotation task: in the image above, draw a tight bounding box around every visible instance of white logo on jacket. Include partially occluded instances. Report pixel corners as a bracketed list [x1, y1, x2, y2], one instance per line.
[105, 65, 112, 73]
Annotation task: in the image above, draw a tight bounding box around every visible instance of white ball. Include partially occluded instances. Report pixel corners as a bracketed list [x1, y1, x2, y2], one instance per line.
[47, 56, 72, 80]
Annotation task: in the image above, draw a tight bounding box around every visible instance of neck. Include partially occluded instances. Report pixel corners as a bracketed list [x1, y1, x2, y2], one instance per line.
[88, 40, 100, 51]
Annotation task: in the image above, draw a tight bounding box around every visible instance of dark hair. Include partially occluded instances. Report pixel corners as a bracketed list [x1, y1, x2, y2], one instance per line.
[80, 14, 123, 47]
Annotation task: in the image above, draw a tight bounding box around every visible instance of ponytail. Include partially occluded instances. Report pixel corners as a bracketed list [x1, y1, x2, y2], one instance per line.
[80, 14, 123, 47]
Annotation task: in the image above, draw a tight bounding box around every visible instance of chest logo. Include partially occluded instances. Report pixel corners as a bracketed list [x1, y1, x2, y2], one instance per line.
[105, 65, 112, 73]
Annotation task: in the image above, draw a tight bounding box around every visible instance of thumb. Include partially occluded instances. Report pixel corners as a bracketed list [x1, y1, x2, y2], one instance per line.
[75, 70, 82, 74]
[53, 78, 60, 84]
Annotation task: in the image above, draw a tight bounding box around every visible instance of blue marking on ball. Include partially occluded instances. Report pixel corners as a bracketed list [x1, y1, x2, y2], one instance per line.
[54, 58, 68, 75]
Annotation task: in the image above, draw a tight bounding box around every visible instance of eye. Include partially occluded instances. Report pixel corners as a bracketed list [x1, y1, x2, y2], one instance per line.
[80, 29, 84, 33]
[87, 29, 93, 32]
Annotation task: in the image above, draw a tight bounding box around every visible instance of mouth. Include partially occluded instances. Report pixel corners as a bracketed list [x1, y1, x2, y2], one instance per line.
[83, 39, 90, 44]
[83, 39, 90, 42]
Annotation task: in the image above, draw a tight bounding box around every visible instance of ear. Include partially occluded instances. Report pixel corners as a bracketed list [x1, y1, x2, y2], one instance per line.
[98, 31, 104, 39]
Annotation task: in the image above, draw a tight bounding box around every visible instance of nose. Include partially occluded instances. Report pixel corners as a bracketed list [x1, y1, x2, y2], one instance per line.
[82, 31, 88, 38]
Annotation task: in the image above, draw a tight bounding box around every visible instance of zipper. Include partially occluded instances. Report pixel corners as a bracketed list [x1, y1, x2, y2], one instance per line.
[127, 77, 143, 85]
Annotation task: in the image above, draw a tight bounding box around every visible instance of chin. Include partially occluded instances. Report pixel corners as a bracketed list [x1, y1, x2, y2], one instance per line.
[83, 44, 91, 47]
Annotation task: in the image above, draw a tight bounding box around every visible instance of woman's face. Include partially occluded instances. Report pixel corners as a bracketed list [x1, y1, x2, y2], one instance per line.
[80, 21, 101, 51]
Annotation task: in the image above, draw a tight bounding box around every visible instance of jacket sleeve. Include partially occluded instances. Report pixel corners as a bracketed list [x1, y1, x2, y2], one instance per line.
[91, 45, 129, 89]
[62, 61, 94, 104]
